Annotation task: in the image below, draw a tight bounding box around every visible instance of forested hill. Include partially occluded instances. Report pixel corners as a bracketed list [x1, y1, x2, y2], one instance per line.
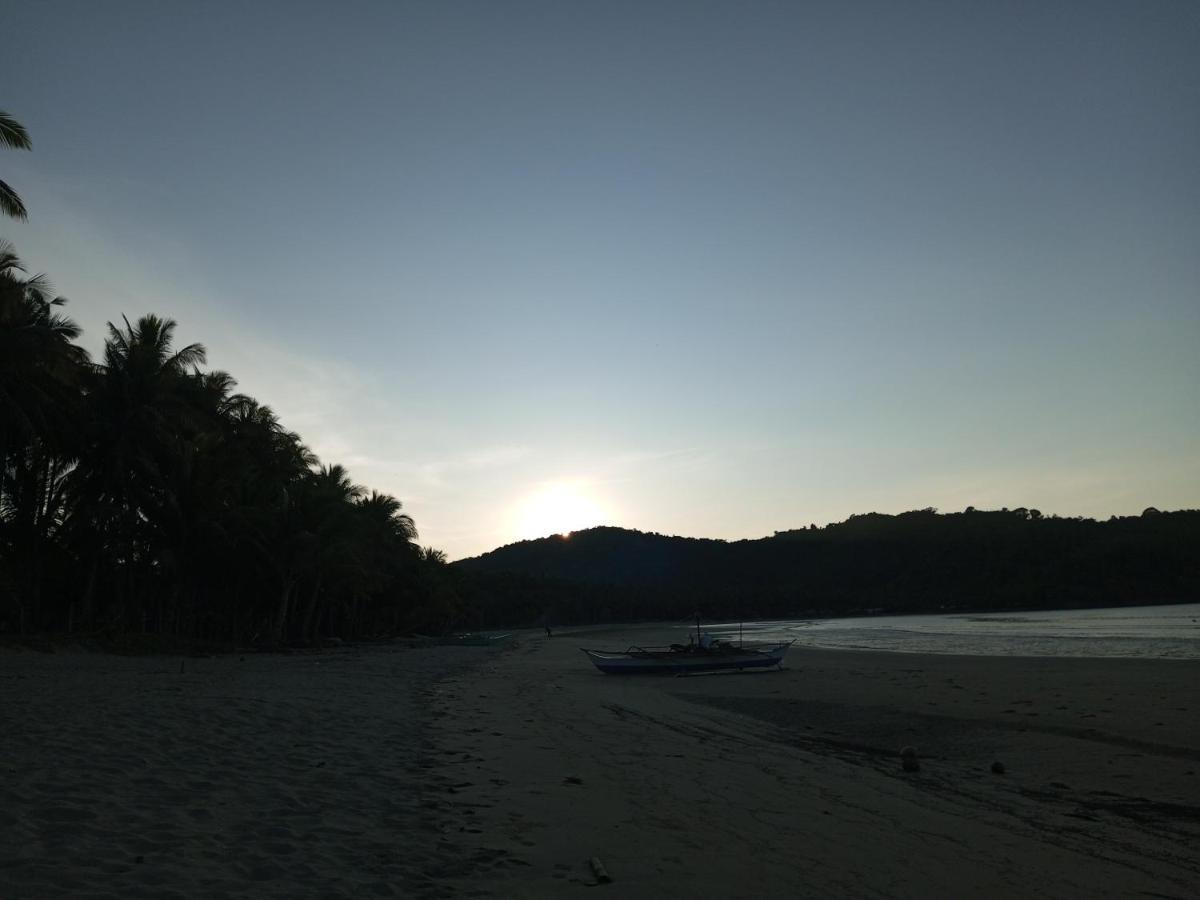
[452, 509, 1200, 626]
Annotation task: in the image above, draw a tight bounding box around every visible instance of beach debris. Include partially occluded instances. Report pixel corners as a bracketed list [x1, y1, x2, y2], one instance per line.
[991, 761, 1006, 775]
[589, 856, 613, 884]
[564, 775, 583, 785]
[900, 746, 920, 772]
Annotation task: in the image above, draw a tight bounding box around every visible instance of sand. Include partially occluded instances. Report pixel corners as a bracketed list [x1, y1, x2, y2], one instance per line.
[3, 627, 1198, 898]
[0, 645, 507, 898]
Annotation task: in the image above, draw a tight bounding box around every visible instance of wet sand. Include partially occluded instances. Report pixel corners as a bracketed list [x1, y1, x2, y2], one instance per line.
[2, 629, 1198, 898]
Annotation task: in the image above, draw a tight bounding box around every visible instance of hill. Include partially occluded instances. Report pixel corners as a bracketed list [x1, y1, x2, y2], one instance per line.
[451, 508, 1200, 627]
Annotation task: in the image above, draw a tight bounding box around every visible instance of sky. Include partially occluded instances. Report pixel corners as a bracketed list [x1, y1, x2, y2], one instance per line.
[5, 0, 1198, 559]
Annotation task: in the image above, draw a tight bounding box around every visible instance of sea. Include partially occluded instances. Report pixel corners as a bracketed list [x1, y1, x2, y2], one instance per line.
[708, 603, 1200, 660]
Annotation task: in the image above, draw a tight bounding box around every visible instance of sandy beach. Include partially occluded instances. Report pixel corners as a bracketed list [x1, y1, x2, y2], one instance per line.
[3, 628, 1198, 898]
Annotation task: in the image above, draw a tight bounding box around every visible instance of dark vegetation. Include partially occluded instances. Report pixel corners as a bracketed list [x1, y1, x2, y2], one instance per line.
[454, 509, 1200, 628]
[0, 242, 462, 647]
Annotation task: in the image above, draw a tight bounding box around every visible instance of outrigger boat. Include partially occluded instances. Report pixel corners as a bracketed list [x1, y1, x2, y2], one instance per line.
[582, 638, 795, 675]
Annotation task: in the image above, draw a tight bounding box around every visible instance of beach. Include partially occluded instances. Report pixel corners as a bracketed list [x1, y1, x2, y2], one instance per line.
[3, 629, 1198, 898]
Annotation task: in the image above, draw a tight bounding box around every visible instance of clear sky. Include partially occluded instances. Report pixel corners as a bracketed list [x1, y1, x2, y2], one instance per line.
[5, 1, 1198, 559]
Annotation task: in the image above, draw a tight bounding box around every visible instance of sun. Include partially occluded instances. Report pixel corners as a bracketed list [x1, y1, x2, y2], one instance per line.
[514, 482, 606, 540]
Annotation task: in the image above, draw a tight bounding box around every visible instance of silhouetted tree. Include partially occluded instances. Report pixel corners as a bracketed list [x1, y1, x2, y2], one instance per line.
[0, 244, 88, 632]
[0, 246, 451, 644]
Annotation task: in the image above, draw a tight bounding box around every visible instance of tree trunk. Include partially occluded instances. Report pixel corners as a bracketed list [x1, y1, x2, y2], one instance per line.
[272, 581, 292, 646]
[80, 554, 100, 633]
[300, 574, 323, 645]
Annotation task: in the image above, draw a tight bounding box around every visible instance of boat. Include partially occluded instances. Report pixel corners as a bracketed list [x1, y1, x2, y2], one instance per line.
[581, 638, 795, 675]
[446, 631, 513, 646]
[411, 632, 514, 647]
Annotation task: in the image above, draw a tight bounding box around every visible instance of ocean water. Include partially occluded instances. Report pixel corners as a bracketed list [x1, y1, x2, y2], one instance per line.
[708, 603, 1200, 660]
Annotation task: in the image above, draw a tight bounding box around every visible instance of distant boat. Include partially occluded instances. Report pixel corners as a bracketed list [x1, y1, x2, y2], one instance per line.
[447, 631, 513, 646]
[581, 639, 795, 675]
[410, 632, 513, 646]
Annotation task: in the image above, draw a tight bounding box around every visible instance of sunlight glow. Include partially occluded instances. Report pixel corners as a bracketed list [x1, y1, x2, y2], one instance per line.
[514, 482, 607, 540]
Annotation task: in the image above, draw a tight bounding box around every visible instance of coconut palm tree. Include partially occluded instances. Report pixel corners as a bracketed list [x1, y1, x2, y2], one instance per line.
[290, 464, 368, 643]
[69, 314, 205, 629]
[358, 490, 418, 544]
[1, 111, 32, 220]
[0, 243, 87, 454]
[192, 392, 320, 643]
[0, 244, 88, 632]
[82, 315, 205, 498]
[351, 491, 422, 635]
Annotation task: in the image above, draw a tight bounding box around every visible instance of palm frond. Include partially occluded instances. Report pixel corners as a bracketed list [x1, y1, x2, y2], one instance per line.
[0, 239, 22, 273]
[169, 341, 207, 370]
[0, 112, 32, 150]
[0, 178, 28, 220]
[104, 319, 133, 367]
[22, 272, 53, 303]
[45, 310, 82, 343]
[201, 370, 237, 397]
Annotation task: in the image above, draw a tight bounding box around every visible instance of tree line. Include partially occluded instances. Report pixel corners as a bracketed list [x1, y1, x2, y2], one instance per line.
[454, 508, 1200, 627]
[0, 242, 465, 646]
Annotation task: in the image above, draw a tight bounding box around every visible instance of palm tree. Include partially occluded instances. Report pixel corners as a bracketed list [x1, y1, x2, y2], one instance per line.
[0, 243, 88, 632]
[69, 314, 205, 630]
[200, 393, 317, 644]
[1, 111, 32, 220]
[352, 491, 421, 634]
[358, 490, 418, 544]
[0, 242, 87, 454]
[292, 464, 364, 643]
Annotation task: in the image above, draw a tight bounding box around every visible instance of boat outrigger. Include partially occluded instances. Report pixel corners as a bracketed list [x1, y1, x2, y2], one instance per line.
[581, 638, 795, 675]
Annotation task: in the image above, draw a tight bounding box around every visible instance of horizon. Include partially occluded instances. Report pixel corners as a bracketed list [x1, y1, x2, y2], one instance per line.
[7, 1, 1198, 560]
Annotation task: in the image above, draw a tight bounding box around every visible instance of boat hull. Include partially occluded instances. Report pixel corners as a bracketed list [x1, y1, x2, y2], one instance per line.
[582, 641, 794, 675]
